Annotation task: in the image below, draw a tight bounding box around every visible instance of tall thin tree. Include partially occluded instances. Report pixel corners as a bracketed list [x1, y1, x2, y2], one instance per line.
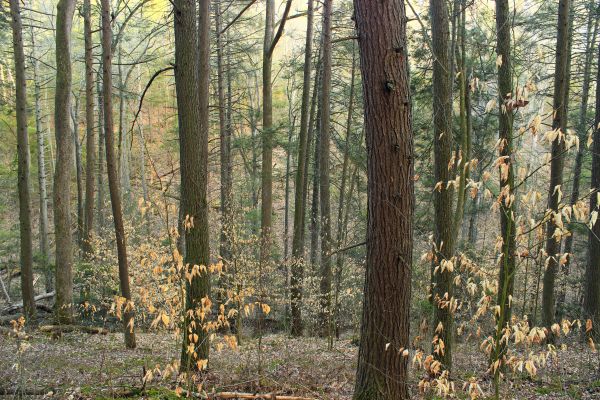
[82, 0, 96, 255]
[542, 0, 572, 331]
[10, 0, 36, 322]
[430, 0, 455, 370]
[101, 0, 136, 348]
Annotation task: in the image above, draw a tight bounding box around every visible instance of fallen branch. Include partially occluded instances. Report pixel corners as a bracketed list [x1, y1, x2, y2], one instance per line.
[1, 291, 55, 314]
[211, 393, 314, 400]
[39, 325, 109, 335]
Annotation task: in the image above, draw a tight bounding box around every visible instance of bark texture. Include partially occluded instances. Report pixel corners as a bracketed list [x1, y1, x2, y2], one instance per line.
[175, 0, 211, 371]
[352, 1, 413, 398]
[53, 0, 76, 324]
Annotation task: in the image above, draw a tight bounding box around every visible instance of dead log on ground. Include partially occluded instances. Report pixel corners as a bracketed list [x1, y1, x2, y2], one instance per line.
[39, 324, 109, 335]
[1, 291, 55, 314]
[211, 393, 314, 400]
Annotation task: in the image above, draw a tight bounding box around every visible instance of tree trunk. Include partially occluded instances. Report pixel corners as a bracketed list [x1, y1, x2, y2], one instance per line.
[30, 28, 51, 293]
[452, 2, 471, 242]
[542, 0, 571, 332]
[97, 65, 106, 230]
[290, 0, 314, 337]
[10, 0, 36, 323]
[216, 0, 232, 266]
[333, 47, 357, 339]
[585, 24, 600, 339]
[176, 0, 211, 371]
[318, 0, 333, 343]
[352, 1, 413, 398]
[72, 97, 84, 249]
[492, 0, 517, 375]
[558, 6, 598, 318]
[430, 0, 455, 371]
[82, 0, 96, 255]
[101, 0, 136, 349]
[53, 0, 76, 325]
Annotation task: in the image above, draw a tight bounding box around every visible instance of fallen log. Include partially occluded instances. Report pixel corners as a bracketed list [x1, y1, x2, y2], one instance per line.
[39, 324, 109, 335]
[211, 393, 314, 400]
[0, 326, 31, 340]
[1, 291, 55, 314]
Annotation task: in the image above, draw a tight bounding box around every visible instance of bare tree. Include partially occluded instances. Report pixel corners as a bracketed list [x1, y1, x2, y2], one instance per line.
[101, 0, 136, 349]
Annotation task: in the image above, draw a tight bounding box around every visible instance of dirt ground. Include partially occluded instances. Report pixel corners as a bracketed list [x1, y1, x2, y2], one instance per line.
[1, 330, 600, 399]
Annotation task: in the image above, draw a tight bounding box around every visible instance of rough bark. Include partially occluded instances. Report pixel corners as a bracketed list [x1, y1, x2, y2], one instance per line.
[176, 0, 211, 371]
[585, 24, 600, 338]
[10, 0, 36, 322]
[352, 1, 413, 398]
[290, 0, 314, 337]
[101, 0, 136, 349]
[542, 0, 571, 331]
[82, 0, 96, 255]
[53, 0, 76, 325]
[97, 65, 106, 230]
[430, 0, 455, 371]
[493, 0, 517, 371]
[318, 0, 333, 341]
[72, 97, 84, 248]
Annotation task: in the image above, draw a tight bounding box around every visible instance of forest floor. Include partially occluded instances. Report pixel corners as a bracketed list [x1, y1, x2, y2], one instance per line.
[1, 329, 600, 399]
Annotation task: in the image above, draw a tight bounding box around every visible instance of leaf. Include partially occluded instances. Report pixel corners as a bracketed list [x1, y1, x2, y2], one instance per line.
[496, 54, 503, 67]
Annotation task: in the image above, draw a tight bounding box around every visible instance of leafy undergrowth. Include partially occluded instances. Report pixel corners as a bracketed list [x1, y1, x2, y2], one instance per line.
[0, 331, 599, 399]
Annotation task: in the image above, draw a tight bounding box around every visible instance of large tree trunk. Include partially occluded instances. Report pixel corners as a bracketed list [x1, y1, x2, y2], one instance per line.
[492, 0, 517, 377]
[585, 25, 600, 339]
[318, 0, 333, 343]
[542, 0, 571, 332]
[176, 0, 211, 371]
[101, 0, 136, 349]
[82, 0, 96, 255]
[53, 0, 76, 325]
[290, 0, 314, 337]
[352, 1, 413, 398]
[10, 0, 36, 322]
[430, 0, 455, 371]
[30, 27, 51, 293]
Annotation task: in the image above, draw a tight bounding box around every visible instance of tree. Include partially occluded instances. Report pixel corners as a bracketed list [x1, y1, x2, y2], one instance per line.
[174, 0, 211, 371]
[259, 0, 292, 267]
[82, 0, 95, 255]
[542, 0, 572, 332]
[29, 27, 51, 293]
[352, 0, 413, 398]
[491, 0, 517, 381]
[318, 0, 333, 342]
[10, 0, 35, 322]
[54, 0, 77, 324]
[101, 0, 136, 349]
[430, 0, 455, 371]
[585, 26, 600, 339]
[290, 0, 314, 337]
